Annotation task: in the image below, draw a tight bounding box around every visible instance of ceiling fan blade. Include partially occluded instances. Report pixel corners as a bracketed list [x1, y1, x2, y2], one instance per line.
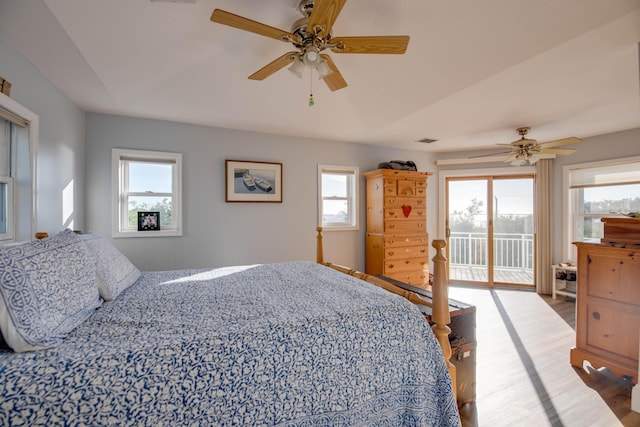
[330, 36, 410, 54]
[248, 52, 298, 81]
[468, 150, 512, 159]
[320, 54, 347, 91]
[211, 9, 296, 42]
[538, 148, 577, 155]
[538, 137, 581, 149]
[307, 0, 346, 37]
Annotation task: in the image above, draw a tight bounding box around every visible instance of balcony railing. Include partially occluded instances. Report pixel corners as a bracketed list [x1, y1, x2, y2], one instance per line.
[449, 232, 534, 270]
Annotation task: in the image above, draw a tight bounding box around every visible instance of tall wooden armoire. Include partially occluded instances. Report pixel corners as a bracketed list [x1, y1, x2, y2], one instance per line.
[364, 169, 432, 289]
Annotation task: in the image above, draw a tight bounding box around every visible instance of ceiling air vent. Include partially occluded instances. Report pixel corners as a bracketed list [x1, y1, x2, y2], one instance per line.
[416, 138, 437, 144]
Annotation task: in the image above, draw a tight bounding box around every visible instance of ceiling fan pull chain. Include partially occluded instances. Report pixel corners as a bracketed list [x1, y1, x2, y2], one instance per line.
[309, 68, 315, 106]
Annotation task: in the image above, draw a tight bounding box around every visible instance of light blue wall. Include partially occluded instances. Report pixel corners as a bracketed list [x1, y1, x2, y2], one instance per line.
[0, 38, 86, 234]
[85, 113, 437, 271]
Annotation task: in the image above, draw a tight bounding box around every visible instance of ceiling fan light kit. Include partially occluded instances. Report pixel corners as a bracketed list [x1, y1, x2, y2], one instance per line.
[210, 0, 410, 93]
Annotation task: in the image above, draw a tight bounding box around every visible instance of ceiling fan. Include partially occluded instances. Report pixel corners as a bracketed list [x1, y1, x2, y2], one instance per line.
[473, 127, 581, 166]
[210, 0, 410, 91]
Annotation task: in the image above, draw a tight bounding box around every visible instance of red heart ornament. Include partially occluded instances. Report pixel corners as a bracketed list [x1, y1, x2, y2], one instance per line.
[402, 205, 412, 218]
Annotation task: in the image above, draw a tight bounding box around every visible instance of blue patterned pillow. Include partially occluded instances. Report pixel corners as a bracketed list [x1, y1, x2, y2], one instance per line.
[78, 233, 141, 301]
[0, 229, 102, 352]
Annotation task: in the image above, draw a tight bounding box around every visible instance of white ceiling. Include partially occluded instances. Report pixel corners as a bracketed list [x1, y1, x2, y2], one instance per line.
[0, 0, 639, 153]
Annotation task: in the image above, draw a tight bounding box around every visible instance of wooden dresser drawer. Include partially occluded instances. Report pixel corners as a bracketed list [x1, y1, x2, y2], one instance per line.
[385, 196, 425, 208]
[385, 207, 425, 220]
[385, 220, 426, 234]
[385, 270, 429, 288]
[384, 257, 428, 273]
[385, 235, 429, 248]
[384, 244, 429, 260]
[383, 179, 397, 196]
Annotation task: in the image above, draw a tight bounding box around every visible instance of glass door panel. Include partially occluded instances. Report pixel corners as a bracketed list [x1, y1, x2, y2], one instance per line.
[493, 178, 534, 285]
[447, 179, 488, 283]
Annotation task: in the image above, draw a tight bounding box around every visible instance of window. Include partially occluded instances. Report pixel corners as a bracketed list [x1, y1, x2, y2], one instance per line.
[0, 99, 35, 243]
[112, 149, 182, 237]
[317, 164, 359, 230]
[564, 157, 640, 260]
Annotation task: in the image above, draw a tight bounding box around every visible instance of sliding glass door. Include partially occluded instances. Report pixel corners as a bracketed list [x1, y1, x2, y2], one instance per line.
[447, 175, 534, 287]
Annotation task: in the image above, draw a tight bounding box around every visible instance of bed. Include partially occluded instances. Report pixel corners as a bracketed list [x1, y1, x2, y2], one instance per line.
[0, 228, 461, 426]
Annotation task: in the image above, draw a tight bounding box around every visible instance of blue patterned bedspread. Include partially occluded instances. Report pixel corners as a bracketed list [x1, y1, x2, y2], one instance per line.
[0, 261, 460, 426]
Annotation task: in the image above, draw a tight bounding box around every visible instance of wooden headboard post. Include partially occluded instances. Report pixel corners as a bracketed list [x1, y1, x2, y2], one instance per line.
[431, 239, 457, 399]
[316, 226, 324, 264]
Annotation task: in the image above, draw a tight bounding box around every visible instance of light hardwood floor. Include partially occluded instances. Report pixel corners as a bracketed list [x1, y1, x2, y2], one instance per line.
[447, 286, 640, 427]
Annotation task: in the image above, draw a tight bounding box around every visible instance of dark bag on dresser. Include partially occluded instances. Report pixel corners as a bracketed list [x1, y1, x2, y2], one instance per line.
[378, 160, 417, 171]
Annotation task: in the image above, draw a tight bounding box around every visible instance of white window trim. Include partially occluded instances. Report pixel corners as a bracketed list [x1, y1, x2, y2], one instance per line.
[112, 148, 183, 238]
[562, 155, 640, 261]
[0, 176, 14, 241]
[0, 93, 38, 244]
[317, 164, 359, 231]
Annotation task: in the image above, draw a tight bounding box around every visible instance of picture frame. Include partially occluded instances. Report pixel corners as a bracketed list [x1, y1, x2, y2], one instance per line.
[138, 211, 160, 231]
[225, 160, 283, 203]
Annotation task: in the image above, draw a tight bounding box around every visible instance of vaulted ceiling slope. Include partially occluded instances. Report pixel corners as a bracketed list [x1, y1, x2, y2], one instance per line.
[0, 0, 639, 152]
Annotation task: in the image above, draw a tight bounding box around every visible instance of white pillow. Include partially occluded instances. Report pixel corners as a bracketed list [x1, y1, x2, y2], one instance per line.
[0, 229, 102, 352]
[78, 233, 141, 301]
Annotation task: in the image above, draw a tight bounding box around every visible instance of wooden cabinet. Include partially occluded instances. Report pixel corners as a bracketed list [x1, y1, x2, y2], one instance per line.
[364, 169, 432, 289]
[570, 243, 640, 382]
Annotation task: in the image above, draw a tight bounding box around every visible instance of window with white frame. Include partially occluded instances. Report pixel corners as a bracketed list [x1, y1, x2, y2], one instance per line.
[564, 156, 640, 260]
[112, 148, 182, 237]
[317, 164, 359, 230]
[0, 111, 31, 242]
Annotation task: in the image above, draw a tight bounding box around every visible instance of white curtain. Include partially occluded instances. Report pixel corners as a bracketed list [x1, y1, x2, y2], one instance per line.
[535, 159, 553, 294]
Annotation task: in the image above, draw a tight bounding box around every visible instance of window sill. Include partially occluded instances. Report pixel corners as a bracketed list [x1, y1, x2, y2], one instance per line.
[321, 225, 359, 232]
[113, 229, 183, 238]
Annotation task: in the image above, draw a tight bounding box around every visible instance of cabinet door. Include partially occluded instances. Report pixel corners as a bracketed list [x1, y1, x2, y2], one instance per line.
[586, 300, 640, 362]
[587, 251, 640, 306]
[396, 179, 416, 196]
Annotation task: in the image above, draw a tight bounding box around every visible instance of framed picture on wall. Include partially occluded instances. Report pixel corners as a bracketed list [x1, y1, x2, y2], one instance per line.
[225, 160, 283, 203]
[138, 211, 160, 231]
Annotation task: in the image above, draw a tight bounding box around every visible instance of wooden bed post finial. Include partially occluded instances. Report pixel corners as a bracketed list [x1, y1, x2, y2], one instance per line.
[431, 239, 457, 400]
[316, 227, 324, 264]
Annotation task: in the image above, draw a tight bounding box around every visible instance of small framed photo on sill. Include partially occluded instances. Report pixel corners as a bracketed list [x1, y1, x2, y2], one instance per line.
[138, 211, 160, 231]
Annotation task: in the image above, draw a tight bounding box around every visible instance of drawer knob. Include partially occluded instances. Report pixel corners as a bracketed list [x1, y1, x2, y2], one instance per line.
[388, 263, 395, 269]
[388, 251, 395, 256]
[405, 260, 410, 264]
[389, 210, 396, 215]
[389, 224, 395, 229]
[592, 311, 600, 320]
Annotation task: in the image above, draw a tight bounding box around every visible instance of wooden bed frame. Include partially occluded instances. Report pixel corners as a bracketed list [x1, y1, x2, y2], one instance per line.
[315, 227, 457, 399]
